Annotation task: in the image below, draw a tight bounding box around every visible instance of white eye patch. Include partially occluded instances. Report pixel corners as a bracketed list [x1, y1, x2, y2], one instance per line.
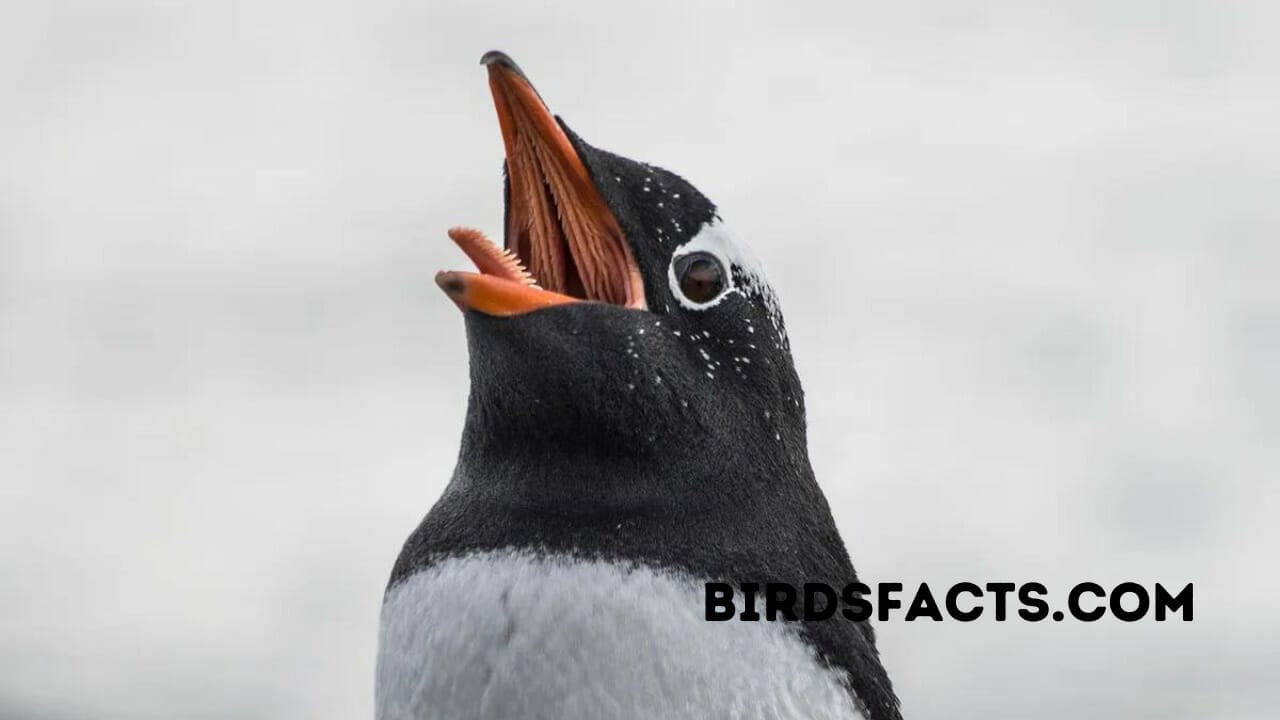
[667, 218, 774, 313]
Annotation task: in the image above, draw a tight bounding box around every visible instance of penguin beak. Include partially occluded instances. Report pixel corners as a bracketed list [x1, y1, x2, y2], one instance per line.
[436, 51, 646, 317]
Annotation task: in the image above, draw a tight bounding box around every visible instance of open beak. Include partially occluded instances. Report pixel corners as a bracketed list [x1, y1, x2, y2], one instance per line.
[435, 51, 647, 317]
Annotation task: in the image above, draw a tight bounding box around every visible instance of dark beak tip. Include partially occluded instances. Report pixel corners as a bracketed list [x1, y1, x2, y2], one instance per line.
[480, 50, 527, 78]
[435, 271, 465, 297]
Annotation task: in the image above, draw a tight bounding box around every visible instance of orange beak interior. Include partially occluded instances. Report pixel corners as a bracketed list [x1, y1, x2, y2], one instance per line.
[436, 52, 647, 317]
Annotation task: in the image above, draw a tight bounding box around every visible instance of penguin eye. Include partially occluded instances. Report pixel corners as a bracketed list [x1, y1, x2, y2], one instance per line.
[673, 252, 727, 305]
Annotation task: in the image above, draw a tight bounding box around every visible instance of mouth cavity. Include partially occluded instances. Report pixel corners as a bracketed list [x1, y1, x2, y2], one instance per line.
[436, 52, 646, 317]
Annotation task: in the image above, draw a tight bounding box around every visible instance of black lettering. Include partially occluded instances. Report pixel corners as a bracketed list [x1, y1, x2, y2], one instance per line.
[1017, 582, 1049, 621]
[878, 582, 903, 621]
[1154, 582, 1193, 621]
[740, 582, 761, 621]
[986, 582, 1015, 621]
[945, 582, 983, 621]
[765, 583, 798, 621]
[804, 583, 837, 621]
[705, 582, 734, 621]
[1110, 582, 1149, 622]
[1068, 582, 1106, 621]
[841, 582, 872, 622]
[904, 582, 944, 621]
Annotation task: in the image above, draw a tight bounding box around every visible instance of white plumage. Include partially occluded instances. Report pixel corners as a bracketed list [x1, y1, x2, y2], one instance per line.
[376, 551, 863, 720]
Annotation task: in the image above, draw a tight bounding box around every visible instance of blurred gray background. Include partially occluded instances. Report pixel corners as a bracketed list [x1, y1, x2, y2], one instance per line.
[2, 1, 1277, 718]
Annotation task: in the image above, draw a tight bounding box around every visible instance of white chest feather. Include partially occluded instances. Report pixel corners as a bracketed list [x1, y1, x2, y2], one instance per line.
[376, 551, 862, 720]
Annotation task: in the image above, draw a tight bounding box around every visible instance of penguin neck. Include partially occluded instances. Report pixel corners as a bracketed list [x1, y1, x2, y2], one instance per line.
[450, 391, 815, 519]
[453, 306, 814, 520]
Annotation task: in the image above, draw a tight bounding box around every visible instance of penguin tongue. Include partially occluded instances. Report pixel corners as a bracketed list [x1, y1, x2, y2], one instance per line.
[435, 227, 581, 316]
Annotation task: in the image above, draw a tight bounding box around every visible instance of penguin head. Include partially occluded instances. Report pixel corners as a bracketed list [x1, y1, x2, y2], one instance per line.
[439, 52, 803, 477]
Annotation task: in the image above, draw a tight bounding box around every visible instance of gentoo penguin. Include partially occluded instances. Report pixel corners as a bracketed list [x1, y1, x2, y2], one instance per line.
[377, 51, 900, 720]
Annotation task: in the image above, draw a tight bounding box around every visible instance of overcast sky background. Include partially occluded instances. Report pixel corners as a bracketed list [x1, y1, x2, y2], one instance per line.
[2, 1, 1278, 718]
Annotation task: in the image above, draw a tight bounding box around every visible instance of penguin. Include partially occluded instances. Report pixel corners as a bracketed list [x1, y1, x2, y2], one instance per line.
[376, 51, 901, 720]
